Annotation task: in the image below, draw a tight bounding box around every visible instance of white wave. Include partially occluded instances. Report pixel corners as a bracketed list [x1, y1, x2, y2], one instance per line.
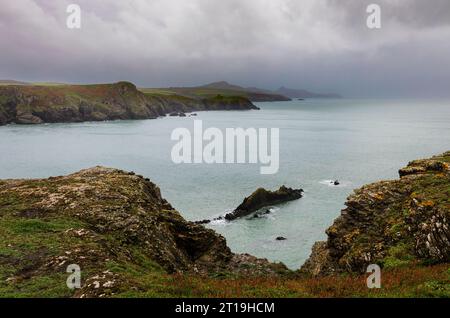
[319, 179, 351, 187]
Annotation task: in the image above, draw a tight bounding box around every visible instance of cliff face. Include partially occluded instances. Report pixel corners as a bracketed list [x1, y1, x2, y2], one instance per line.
[0, 82, 258, 126]
[301, 152, 450, 276]
[0, 167, 287, 297]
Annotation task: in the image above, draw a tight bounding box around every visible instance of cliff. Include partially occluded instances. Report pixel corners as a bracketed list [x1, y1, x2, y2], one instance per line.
[301, 151, 450, 276]
[0, 167, 287, 297]
[0, 82, 258, 126]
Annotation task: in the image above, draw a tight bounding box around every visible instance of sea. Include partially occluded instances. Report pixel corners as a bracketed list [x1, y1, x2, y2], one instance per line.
[1, 98, 449, 269]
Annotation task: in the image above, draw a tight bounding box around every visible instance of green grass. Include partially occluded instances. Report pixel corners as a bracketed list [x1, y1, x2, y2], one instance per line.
[0, 273, 73, 298]
[139, 87, 251, 99]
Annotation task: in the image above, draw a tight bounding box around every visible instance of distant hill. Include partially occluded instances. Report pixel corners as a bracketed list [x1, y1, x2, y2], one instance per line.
[276, 86, 342, 98]
[0, 79, 30, 86]
[0, 80, 67, 86]
[199, 81, 246, 91]
[1, 79, 341, 103]
[163, 81, 341, 100]
[148, 81, 291, 102]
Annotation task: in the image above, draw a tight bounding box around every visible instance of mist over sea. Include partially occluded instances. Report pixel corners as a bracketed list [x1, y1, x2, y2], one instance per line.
[1, 99, 449, 269]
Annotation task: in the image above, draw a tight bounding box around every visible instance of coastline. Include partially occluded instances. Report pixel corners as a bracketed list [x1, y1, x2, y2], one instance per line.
[0, 152, 448, 297]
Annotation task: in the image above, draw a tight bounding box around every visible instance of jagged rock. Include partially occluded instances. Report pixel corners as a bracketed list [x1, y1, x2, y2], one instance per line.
[15, 112, 44, 124]
[399, 159, 448, 177]
[301, 151, 450, 276]
[0, 167, 290, 285]
[224, 186, 303, 221]
[194, 219, 211, 225]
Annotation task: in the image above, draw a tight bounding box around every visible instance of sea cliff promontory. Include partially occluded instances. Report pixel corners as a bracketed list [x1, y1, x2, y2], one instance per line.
[301, 151, 450, 276]
[0, 82, 258, 126]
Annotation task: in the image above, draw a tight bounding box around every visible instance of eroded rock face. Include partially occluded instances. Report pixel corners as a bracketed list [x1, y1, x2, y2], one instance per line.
[0, 167, 288, 281]
[301, 151, 450, 276]
[225, 186, 303, 220]
[0, 82, 258, 125]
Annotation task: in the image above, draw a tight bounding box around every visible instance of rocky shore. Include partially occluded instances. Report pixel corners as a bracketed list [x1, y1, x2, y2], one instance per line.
[0, 152, 448, 297]
[301, 151, 450, 276]
[0, 82, 258, 126]
[0, 167, 288, 297]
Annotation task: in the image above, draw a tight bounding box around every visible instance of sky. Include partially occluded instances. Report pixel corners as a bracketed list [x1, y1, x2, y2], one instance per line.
[1, 0, 450, 97]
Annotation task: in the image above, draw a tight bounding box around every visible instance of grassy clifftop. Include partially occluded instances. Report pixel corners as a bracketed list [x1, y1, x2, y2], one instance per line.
[0, 82, 258, 126]
[302, 151, 450, 276]
[0, 153, 448, 297]
[0, 167, 287, 297]
[139, 80, 291, 102]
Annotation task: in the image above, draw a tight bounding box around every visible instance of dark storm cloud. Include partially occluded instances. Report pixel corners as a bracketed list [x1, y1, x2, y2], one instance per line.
[1, 0, 449, 97]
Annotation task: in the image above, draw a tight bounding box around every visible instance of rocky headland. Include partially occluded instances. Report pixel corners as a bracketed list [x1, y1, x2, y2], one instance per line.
[0, 82, 258, 126]
[301, 151, 450, 276]
[0, 167, 288, 297]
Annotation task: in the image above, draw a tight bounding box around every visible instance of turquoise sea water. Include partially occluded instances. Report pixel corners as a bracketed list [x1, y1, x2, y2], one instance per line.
[1, 99, 449, 269]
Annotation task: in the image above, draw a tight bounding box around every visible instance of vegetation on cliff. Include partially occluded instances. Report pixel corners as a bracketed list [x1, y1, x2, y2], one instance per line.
[0, 82, 258, 126]
[140, 81, 291, 102]
[301, 151, 450, 276]
[0, 167, 287, 297]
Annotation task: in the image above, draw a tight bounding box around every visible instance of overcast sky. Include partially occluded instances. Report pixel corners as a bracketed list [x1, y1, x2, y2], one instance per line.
[1, 0, 450, 97]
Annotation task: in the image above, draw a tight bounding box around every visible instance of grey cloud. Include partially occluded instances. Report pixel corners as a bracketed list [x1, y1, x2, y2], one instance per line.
[327, 0, 450, 29]
[0, 0, 449, 97]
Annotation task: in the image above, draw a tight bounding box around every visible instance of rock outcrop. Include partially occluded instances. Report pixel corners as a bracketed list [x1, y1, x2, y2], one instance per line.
[301, 152, 450, 276]
[195, 186, 303, 224]
[224, 186, 303, 221]
[0, 82, 258, 126]
[0, 167, 289, 296]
